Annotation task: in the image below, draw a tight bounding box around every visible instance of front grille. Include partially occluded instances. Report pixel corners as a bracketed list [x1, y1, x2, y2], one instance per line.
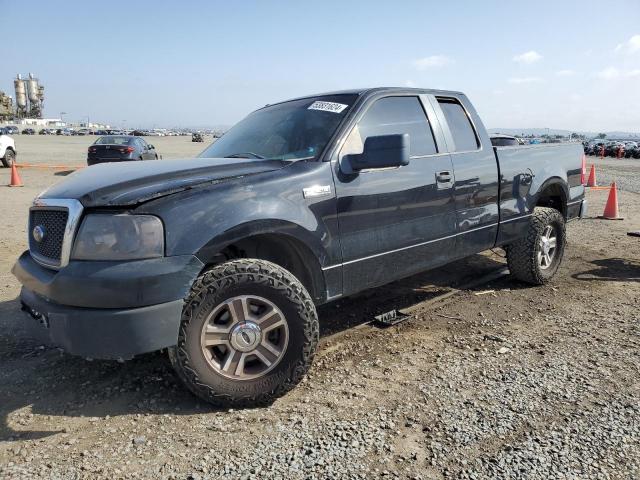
[29, 209, 69, 263]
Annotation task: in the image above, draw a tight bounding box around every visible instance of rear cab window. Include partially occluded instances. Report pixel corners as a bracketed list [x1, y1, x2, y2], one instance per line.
[437, 97, 480, 152]
[491, 137, 519, 147]
[341, 96, 438, 159]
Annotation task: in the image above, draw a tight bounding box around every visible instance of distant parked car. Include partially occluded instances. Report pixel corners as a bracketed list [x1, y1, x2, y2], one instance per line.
[589, 141, 606, 155]
[605, 142, 625, 157]
[4, 126, 19, 135]
[76, 128, 92, 136]
[192, 132, 204, 142]
[87, 135, 158, 165]
[130, 130, 147, 136]
[21, 128, 36, 135]
[623, 142, 637, 158]
[490, 134, 519, 147]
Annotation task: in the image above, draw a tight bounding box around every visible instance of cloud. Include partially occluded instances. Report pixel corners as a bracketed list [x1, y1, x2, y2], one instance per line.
[596, 67, 620, 79]
[508, 77, 544, 84]
[556, 69, 576, 76]
[594, 67, 640, 79]
[412, 55, 453, 70]
[513, 51, 543, 64]
[614, 34, 640, 54]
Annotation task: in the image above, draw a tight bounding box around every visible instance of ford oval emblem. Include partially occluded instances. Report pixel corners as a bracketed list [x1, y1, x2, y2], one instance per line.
[32, 225, 46, 243]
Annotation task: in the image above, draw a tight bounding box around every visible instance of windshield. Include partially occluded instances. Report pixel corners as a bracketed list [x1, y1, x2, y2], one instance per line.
[199, 94, 358, 160]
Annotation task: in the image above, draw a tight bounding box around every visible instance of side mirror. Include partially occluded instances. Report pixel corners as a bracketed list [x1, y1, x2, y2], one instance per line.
[341, 134, 410, 174]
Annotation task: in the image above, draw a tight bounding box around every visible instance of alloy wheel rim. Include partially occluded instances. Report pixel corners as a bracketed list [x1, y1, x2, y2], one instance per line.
[537, 225, 558, 270]
[200, 295, 289, 380]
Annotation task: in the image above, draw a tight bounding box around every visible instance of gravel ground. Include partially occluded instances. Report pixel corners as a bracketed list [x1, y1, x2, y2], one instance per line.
[587, 155, 640, 193]
[0, 139, 639, 479]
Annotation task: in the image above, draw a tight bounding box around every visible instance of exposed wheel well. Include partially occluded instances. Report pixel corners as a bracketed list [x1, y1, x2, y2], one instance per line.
[535, 183, 567, 218]
[202, 234, 326, 304]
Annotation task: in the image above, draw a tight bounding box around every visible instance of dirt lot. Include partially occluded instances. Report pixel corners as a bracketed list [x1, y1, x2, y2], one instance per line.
[0, 141, 639, 479]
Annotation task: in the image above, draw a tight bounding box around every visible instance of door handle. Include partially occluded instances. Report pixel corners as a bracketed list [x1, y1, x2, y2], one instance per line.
[436, 171, 452, 183]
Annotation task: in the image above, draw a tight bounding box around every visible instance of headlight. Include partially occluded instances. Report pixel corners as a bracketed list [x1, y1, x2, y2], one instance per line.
[71, 214, 164, 261]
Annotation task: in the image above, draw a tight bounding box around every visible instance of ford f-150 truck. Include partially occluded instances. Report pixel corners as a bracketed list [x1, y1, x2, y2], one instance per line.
[13, 88, 587, 406]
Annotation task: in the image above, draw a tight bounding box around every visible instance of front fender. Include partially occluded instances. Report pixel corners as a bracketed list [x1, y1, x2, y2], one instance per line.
[196, 219, 331, 268]
[136, 160, 340, 269]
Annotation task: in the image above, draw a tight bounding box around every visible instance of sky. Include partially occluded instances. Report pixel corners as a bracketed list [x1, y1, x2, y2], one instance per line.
[2, 0, 640, 132]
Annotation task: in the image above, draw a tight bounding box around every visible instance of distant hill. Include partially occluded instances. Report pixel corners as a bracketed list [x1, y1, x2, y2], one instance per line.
[487, 128, 640, 139]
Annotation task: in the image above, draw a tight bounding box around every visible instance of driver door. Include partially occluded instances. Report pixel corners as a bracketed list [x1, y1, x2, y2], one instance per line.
[332, 94, 457, 295]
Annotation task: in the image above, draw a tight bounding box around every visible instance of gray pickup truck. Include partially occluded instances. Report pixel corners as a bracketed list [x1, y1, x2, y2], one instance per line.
[13, 88, 586, 406]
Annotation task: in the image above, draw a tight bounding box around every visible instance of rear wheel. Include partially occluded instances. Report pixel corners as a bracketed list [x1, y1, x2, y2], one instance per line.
[168, 259, 319, 407]
[2, 149, 15, 168]
[506, 207, 566, 285]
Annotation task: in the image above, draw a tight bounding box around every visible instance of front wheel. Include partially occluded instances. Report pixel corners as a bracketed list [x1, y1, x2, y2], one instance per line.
[168, 259, 319, 407]
[1, 149, 15, 168]
[506, 207, 566, 285]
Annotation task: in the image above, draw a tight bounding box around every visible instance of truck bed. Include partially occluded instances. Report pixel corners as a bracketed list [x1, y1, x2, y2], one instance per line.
[494, 142, 585, 245]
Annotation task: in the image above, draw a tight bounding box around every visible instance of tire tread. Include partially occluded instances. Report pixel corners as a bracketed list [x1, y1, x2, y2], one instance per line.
[168, 259, 318, 407]
[506, 207, 565, 285]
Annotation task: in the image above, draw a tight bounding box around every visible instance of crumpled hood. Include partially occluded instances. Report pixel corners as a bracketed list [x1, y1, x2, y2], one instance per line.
[39, 157, 291, 207]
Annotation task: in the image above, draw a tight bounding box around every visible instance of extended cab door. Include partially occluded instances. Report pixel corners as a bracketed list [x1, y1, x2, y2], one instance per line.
[331, 94, 457, 296]
[429, 95, 500, 256]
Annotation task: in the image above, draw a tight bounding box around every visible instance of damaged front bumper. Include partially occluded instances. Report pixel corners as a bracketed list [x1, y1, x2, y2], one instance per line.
[12, 252, 204, 359]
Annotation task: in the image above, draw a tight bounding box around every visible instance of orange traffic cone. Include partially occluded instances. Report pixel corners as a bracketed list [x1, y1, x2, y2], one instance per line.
[598, 182, 623, 220]
[8, 162, 23, 187]
[586, 165, 597, 187]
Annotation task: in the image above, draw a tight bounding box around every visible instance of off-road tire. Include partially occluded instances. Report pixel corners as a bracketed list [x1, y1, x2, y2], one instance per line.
[168, 259, 319, 407]
[1, 149, 15, 168]
[506, 207, 566, 285]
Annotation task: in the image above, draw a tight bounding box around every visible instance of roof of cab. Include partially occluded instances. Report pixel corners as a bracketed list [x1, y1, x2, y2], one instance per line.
[263, 87, 465, 108]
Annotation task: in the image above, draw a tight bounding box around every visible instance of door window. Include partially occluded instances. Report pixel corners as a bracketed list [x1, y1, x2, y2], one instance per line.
[341, 96, 438, 158]
[437, 97, 480, 152]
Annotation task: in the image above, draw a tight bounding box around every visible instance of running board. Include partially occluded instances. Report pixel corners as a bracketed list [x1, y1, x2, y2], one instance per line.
[373, 309, 411, 327]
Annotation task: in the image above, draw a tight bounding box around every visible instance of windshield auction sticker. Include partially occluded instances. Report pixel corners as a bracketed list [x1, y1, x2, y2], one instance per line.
[308, 101, 348, 113]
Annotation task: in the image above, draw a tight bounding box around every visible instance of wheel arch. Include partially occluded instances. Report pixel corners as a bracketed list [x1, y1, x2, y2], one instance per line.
[532, 177, 568, 218]
[195, 222, 328, 304]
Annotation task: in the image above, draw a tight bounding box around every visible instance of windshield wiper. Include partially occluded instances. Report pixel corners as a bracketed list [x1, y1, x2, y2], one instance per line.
[224, 152, 265, 159]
